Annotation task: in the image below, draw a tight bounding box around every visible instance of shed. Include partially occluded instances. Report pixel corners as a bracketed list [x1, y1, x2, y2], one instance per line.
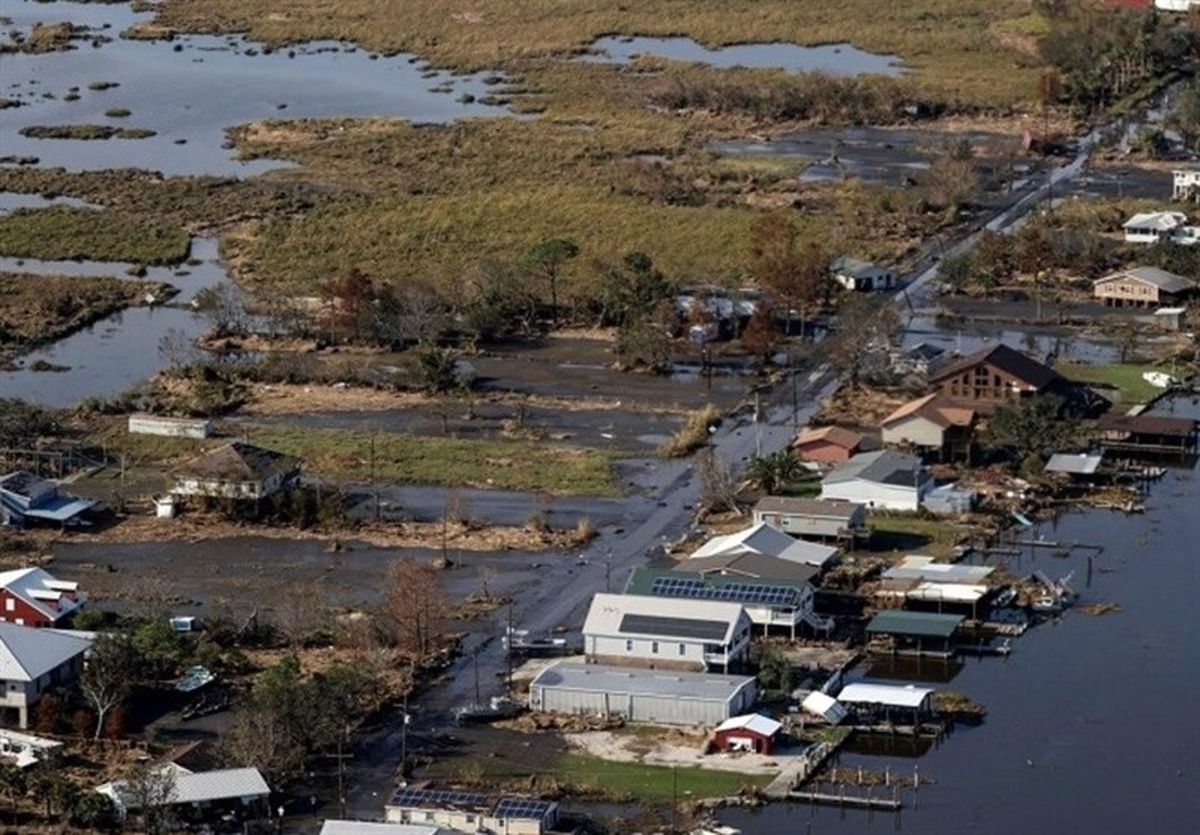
[865, 610, 963, 656]
[127, 414, 212, 439]
[713, 713, 783, 754]
[837, 682, 934, 717]
[800, 691, 847, 725]
[881, 556, 994, 585]
[1045, 453, 1104, 479]
[923, 483, 976, 515]
[792, 426, 864, 463]
[529, 662, 757, 727]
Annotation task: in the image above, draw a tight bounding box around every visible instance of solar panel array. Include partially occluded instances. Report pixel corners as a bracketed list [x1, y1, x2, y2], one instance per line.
[620, 613, 729, 641]
[650, 576, 801, 607]
[494, 797, 556, 819]
[389, 787, 486, 811]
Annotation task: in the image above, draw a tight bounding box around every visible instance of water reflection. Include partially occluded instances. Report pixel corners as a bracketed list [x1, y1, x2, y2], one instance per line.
[581, 36, 905, 76]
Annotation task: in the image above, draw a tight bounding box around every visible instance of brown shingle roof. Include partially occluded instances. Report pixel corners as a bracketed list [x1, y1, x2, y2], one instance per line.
[929, 344, 1061, 390]
[882, 394, 975, 428]
[793, 425, 863, 451]
[174, 442, 300, 483]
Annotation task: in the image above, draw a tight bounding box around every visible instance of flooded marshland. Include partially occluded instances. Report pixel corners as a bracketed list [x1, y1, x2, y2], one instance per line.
[582, 36, 904, 77]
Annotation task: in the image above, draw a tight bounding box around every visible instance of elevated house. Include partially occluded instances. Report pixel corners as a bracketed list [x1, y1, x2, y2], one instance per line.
[1095, 413, 1198, 456]
[386, 786, 558, 834]
[927, 344, 1105, 416]
[880, 393, 976, 461]
[685, 550, 825, 585]
[0, 471, 95, 530]
[831, 256, 896, 291]
[582, 593, 751, 673]
[0, 623, 92, 728]
[1123, 210, 1188, 244]
[0, 567, 85, 627]
[172, 442, 301, 504]
[864, 609, 964, 657]
[751, 497, 867, 542]
[1175, 168, 1200, 203]
[530, 661, 757, 727]
[624, 566, 830, 639]
[1092, 266, 1197, 308]
[792, 425, 864, 463]
[820, 450, 932, 512]
[97, 764, 269, 822]
[689, 522, 839, 568]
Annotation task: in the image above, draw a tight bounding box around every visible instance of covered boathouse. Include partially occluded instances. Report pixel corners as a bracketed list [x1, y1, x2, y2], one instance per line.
[865, 610, 964, 657]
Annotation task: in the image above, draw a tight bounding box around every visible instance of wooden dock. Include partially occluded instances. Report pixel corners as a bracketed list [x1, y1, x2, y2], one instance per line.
[789, 789, 903, 811]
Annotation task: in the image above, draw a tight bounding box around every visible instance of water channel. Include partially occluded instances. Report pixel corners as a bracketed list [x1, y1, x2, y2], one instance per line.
[581, 36, 904, 77]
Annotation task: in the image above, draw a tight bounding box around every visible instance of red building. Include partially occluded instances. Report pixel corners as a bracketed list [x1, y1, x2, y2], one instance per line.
[713, 713, 783, 755]
[792, 426, 863, 463]
[0, 567, 85, 627]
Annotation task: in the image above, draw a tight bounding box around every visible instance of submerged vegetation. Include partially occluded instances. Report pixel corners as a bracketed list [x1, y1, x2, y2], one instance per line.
[20, 124, 156, 140]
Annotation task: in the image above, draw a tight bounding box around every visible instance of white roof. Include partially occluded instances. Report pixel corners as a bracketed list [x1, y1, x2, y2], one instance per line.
[532, 661, 756, 704]
[883, 556, 994, 584]
[837, 682, 933, 709]
[582, 593, 746, 644]
[715, 713, 782, 737]
[320, 823, 446, 835]
[0, 623, 92, 682]
[99, 765, 269, 809]
[0, 567, 84, 622]
[801, 691, 847, 724]
[1045, 453, 1103, 475]
[1124, 211, 1187, 231]
[690, 523, 837, 567]
[906, 582, 989, 603]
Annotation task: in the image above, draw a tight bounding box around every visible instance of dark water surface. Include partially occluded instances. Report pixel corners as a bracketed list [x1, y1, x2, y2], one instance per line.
[723, 399, 1200, 834]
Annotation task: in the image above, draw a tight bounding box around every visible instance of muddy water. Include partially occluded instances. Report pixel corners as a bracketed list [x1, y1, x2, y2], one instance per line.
[1, 0, 511, 176]
[722, 402, 1200, 834]
[582, 36, 904, 76]
[0, 236, 227, 405]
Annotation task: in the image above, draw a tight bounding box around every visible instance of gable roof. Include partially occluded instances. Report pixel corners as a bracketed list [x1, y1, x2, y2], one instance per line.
[1123, 211, 1187, 231]
[715, 713, 783, 737]
[928, 344, 1061, 390]
[320, 823, 446, 835]
[837, 682, 933, 709]
[98, 765, 269, 809]
[793, 425, 864, 451]
[1094, 266, 1197, 294]
[174, 442, 300, 483]
[865, 609, 963, 638]
[685, 551, 823, 584]
[689, 522, 838, 567]
[582, 593, 745, 644]
[881, 394, 975, 429]
[531, 661, 756, 704]
[0, 567, 83, 622]
[1045, 452, 1103, 475]
[821, 450, 926, 487]
[752, 496, 864, 521]
[624, 566, 811, 605]
[0, 622, 92, 682]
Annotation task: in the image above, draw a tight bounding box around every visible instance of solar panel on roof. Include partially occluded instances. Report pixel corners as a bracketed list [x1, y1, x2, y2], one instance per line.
[648, 576, 800, 607]
[494, 797, 554, 819]
[620, 613, 729, 641]
[389, 787, 486, 810]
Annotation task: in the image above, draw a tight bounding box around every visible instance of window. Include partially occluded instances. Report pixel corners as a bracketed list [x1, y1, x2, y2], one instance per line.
[651, 641, 659, 654]
[3, 599, 12, 612]
[625, 639, 633, 652]
[679, 643, 686, 656]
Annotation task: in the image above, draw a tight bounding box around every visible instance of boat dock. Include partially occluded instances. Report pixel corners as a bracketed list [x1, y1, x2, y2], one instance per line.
[788, 789, 902, 811]
[762, 733, 848, 799]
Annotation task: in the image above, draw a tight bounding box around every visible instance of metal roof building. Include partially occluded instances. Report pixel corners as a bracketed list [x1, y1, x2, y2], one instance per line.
[837, 682, 934, 710]
[881, 556, 994, 585]
[865, 609, 964, 656]
[385, 787, 558, 834]
[690, 522, 838, 567]
[751, 497, 867, 541]
[319, 822, 448, 835]
[529, 661, 757, 727]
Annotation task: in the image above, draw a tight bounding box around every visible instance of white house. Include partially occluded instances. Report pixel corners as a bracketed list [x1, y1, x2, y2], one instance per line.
[386, 787, 558, 835]
[820, 450, 932, 511]
[172, 442, 300, 501]
[689, 522, 838, 568]
[0, 623, 92, 728]
[1122, 211, 1188, 244]
[1175, 169, 1200, 203]
[97, 764, 270, 819]
[1155, 1, 1199, 12]
[127, 414, 212, 439]
[831, 256, 896, 291]
[582, 593, 751, 673]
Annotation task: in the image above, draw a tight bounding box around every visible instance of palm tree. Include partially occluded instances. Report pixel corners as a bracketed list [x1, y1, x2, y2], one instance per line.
[745, 449, 803, 494]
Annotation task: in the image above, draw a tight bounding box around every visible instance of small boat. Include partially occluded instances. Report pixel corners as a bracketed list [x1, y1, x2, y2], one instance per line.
[453, 696, 522, 725]
[174, 665, 215, 693]
[992, 587, 1017, 608]
[1031, 595, 1062, 614]
[1142, 371, 1177, 389]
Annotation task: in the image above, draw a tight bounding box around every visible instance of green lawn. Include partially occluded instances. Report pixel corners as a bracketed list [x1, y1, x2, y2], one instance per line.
[1056, 362, 1165, 406]
[865, 513, 960, 557]
[554, 753, 772, 802]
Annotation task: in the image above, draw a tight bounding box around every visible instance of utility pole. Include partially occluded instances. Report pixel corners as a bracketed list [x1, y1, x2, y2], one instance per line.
[399, 663, 411, 781]
[370, 434, 380, 520]
[335, 724, 350, 818]
[506, 603, 515, 694]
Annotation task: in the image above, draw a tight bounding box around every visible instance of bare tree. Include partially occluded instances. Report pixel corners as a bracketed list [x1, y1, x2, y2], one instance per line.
[123, 763, 177, 835]
[79, 633, 138, 740]
[382, 559, 449, 660]
[749, 213, 829, 338]
[698, 449, 742, 515]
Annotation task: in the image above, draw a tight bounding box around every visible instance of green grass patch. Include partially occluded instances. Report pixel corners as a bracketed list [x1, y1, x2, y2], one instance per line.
[1056, 362, 1164, 406]
[0, 206, 190, 265]
[865, 513, 960, 557]
[248, 425, 618, 495]
[554, 753, 772, 802]
[19, 124, 155, 140]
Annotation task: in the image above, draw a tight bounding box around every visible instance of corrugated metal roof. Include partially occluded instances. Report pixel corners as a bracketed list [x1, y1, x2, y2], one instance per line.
[865, 610, 963, 638]
[837, 682, 933, 709]
[583, 593, 745, 644]
[821, 450, 927, 487]
[319, 822, 445, 835]
[715, 713, 782, 737]
[752, 497, 863, 521]
[881, 557, 994, 584]
[531, 661, 755, 703]
[689, 522, 837, 567]
[1045, 453, 1103, 475]
[100, 766, 269, 808]
[0, 623, 92, 682]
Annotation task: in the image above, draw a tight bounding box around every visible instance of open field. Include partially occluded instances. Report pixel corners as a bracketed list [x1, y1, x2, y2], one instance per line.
[554, 753, 773, 801]
[0, 273, 172, 352]
[89, 423, 620, 496]
[1057, 361, 1168, 406]
[0, 206, 190, 264]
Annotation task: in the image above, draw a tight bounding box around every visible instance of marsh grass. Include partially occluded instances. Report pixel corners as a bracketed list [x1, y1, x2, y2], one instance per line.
[0, 206, 190, 265]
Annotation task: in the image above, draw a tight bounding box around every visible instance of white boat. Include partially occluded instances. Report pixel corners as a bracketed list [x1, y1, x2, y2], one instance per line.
[1031, 595, 1062, 613]
[1142, 371, 1177, 389]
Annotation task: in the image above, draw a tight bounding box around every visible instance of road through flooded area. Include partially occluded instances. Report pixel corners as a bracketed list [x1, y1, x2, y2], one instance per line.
[722, 396, 1200, 835]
